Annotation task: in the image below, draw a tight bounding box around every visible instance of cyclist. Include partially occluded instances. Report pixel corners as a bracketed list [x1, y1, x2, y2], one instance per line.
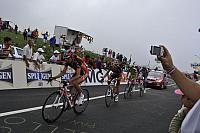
[127, 63, 138, 84]
[101, 59, 125, 102]
[49, 48, 89, 104]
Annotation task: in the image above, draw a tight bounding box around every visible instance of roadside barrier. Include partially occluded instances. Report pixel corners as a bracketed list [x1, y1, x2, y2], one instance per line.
[0, 59, 128, 90]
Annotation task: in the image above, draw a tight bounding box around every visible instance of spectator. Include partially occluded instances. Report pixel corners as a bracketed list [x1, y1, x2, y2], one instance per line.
[2, 21, 9, 30]
[92, 58, 97, 69]
[119, 54, 123, 62]
[32, 48, 45, 69]
[14, 24, 18, 34]
[49, 50, 60, 63]
[96, 57, 102, 73]
[108, 49, 112, 58]
[50, 35, 56, 52]
[31, 29, 38, 43]
[103, 48, 108, 56]
[158, 45, 200, 133]
[23, 29, 28, 41]
[112, 51, 115, 58]
[88, 58, 94, 69]
[0, 17, 3, 32]
[23, 40, 33, 67]
[27, 27, 32, 37]
[42, 31, 48, 43]
[116, 53, 119, 60]
[123, 56, 127, 63]
[0, 37, 13, 58]
[27, 27, 30, 32]
[169, 89, 195, 133]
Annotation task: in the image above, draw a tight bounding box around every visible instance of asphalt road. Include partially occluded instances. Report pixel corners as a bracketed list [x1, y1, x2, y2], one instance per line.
[0, 79, 181, 133]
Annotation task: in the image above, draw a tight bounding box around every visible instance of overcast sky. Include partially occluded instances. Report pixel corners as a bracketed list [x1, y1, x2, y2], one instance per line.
[1, 0, 200, 72]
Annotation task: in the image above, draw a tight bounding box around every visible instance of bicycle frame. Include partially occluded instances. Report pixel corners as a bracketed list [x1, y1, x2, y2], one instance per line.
[50, 79, 75, 108]
[105, 77, 119, 107]
[42, 79, 89, 123]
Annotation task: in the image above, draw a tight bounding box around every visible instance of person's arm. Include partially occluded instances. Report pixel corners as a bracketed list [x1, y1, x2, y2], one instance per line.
[53, 66, 68, 79]
[168, 106, 188, 133]
[33, 60, 40, 69]
[40, 55, 45, 63]
[9, 47, 14, 58]
[103, 70, 110, 79]
[170, 67, 200, 101]
[23, 55, 30, 67]
[159, 45, 200, 101]
[32, 53, 40, 69]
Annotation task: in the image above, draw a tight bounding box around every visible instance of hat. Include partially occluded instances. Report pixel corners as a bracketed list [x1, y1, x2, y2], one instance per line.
[60, 48, 66, 53]
[53, 50, 60, 54]
[175, 89, 184, 95]
[37, 48, 44, 52]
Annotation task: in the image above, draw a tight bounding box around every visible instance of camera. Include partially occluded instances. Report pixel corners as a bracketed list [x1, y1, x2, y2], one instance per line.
[150, 46, 164, 56]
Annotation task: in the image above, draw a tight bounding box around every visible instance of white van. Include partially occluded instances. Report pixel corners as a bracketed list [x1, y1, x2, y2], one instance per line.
[11, 46, 23, 59]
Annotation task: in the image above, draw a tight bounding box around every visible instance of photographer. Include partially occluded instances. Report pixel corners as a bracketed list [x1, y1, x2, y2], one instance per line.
[157, 45, 200, 133]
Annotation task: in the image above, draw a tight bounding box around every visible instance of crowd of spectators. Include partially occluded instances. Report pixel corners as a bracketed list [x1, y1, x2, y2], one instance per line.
[23, 28, 39, 43]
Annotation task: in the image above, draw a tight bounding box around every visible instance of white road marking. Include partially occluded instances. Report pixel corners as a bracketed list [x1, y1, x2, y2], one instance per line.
[167, 83, 176, 87]
[0, 88, 151, 117]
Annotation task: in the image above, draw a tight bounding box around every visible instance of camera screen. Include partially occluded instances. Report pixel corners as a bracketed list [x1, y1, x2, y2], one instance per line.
[150, 46, 161, 55]
[153, 46, 161, 54]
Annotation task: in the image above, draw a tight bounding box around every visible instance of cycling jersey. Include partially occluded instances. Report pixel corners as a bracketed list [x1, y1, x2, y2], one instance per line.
[110, 65, 122, 74]
[108, 64, 123, 79]
[65, 56, 89, 77]
[65, 58, 81, 68]
[128, 66, 137, 80]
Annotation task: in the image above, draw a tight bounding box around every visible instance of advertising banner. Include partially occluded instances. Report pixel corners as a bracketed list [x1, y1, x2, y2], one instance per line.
[0, 64, 13, 85]
[26, 68, 52, 85]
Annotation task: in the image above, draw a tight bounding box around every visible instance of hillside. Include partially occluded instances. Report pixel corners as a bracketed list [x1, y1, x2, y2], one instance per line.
[0, 30, 99, 59]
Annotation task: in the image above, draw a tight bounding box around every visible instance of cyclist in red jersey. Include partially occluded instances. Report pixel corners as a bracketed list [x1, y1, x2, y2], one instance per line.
[49, 48, 89, 104]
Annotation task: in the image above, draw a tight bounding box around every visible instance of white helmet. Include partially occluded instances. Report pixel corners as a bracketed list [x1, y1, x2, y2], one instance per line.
[37, 48, 44, 53]
[53, 50, 60, 54]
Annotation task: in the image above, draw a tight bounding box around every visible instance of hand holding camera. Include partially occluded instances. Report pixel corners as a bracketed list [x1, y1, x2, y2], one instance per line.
[150, 45, 174, 72]
[150, 46, 164, 56]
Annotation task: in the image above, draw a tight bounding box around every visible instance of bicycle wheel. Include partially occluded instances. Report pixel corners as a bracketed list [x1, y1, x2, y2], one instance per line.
[42, 91, 66, 123]
[73, 89, 89, 114]
[124, 83, 132, 99]
[105, 86, 113, 107]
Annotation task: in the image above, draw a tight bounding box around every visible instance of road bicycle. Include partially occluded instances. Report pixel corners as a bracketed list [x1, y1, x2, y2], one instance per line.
[42, 79, 89, 123]
[104, 78, 119, 107]
[124, 78, 144, 99]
